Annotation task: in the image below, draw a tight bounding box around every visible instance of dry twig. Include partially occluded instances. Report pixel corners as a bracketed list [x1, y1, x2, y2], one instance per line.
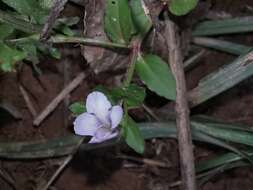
[117, 155, 172, 168]
[33, 72, 86, 126]
[165, 17, 197, 190]
[19, 84, 37, 117]
[142, 104, 160, 121]
[40, 0, 68, 40]
[0, 167, 16, 190]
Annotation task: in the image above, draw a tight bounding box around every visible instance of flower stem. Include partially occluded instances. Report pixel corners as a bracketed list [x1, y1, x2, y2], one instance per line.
[123, 39, 141, 87]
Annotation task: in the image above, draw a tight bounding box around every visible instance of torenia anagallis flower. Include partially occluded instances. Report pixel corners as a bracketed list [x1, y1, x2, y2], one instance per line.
[74, 91, 123, 143]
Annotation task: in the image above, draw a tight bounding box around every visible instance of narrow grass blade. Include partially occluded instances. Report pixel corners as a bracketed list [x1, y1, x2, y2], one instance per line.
[0, 121, 251, 159]
[198, 161, 249, 187]
[193, 37, 252, 55]
[189, 51, 253, 107]
[196, 150, 253, 173]
[193, 115, 253, 133]
[0, 135, 83, 159]
[139, 122, 250, 161]
[193, 16, 253, 36]
[191, 121, 253, 147]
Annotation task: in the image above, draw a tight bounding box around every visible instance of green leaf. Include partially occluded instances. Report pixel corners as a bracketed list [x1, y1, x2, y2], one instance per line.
[196, 149, 253, 173]
[2, 0, 48, 24]
[0, 120, 252, 159]
[39, 0, 54, 10]
[193, 37, 252, 56]
[130, 0, 152, 37]
[16, 41, 39, 64]
[69, 102, 86, 116]
[0, 23, 14, 40]
[193, 16, 253, 36]
[49, 47, 61, 59]
[57, 25, 75, 36]
[139, 122, 252, 162]
[0, 10, 42, 33]
[192, 121, 253, 147]
[104, 0, 136, 44]
[169, 0, 198, 16]
[121, 115, 145, 154]
[189, 51, 253, 107]
[0, 42, 26, 72]
[56, 17, 80, 27]
[135, 54, 176, 101]
[111, 84, 145, 108]
[94, 84, 145, 108]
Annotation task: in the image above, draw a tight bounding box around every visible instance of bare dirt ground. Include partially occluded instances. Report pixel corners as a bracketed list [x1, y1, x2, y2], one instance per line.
[1, 0, 253, 190]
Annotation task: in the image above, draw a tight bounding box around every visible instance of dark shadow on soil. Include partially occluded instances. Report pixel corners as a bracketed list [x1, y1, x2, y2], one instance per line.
[70, 147, 122, 185]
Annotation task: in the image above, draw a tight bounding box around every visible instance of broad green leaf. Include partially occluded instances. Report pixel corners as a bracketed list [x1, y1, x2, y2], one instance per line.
[39, 0, 54, 10]
[111, 84, 145, 108]
[17, 41, 39, 64]
[169, 0, 198, 16]
[37, 43, 61, 59]
[130, 0, 152, 37]
[0, 42, 26, 72]
[0, 23, 14, 40]
[121, 115, 145, 154]
[49, 47, 61, 59]
[94, 84, 145, 108]
[0, 10, 42, 33]
[135, 54, 176, 101]
[104, 0, 136, 44]
[58, 25, 75, 36]
[2, 0, 48, 24]
[69, 102, 86, 116]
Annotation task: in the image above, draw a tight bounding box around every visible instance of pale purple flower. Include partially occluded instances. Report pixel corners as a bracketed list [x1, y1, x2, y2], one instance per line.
[73, 91, 123, 143]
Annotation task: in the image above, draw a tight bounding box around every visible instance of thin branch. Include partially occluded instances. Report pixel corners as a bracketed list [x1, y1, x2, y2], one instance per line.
[33, 72, 86, 126]
[142, 104, 160, 121]
[184, 50, 206, 71]
[117, 154, 172, 168]
[19, 85, 37, 117]
[38, 138, 84, 190]
[38, 155, 73, 190]
[165, 17, 197, 190]
[40, 0, 68, 40]
[0, 167, 16, 190]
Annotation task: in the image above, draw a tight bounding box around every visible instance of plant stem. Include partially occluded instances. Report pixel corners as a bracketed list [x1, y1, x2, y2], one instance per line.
[123, 39, 141, 87]
[165, 17, 197, 190]
[50, 35, 130, 49]
[7, 35, 130, 50]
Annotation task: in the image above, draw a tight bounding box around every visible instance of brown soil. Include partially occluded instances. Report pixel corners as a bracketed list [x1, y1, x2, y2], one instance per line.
[1, 0, 253, 190]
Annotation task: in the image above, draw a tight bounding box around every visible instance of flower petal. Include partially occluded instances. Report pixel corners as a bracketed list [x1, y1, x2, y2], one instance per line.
[109, 105, 123, 129]
[73, 113, 101, 136]
[89, 127, 118, 143]
[86, 91, 111, 125]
